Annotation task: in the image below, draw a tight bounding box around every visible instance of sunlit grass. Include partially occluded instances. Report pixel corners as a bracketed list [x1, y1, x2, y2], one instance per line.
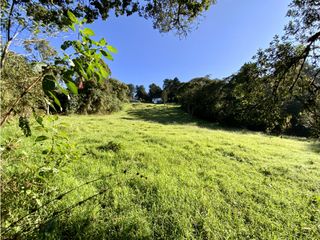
[1, 103, 320, 239]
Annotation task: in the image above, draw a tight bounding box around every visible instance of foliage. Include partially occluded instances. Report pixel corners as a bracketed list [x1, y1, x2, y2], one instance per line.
[171, 0, 320, 137]
[135, 85, 149, 102]
[148, 83, 162, 99]
[1, 113, 78, 238]
[1, 104, 319, 239]
[18, 116, 32, 137]
[175, 59, 319, 137]
[126, 83, 136, 100]
[64, 78, 129, 114]
[162, 77, 182, 103]
[0, 0, 216, 37]
[0, 51, 46, 116]
[51, 12, 116, 100]
[252, 0, 320, 135]
[0, 10, 118, 126]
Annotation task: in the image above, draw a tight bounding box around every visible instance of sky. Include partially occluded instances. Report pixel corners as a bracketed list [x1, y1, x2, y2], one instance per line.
[50, 0, 292, 88]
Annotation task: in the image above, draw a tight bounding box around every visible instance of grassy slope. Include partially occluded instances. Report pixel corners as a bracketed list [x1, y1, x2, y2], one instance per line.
[1, 104, 320, 239]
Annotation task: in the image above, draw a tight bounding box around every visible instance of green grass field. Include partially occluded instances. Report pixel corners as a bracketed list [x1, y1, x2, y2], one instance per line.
[1, 104, 320, 239]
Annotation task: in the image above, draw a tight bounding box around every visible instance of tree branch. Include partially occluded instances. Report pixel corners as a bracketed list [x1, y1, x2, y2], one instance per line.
[0, 0, 16, 68]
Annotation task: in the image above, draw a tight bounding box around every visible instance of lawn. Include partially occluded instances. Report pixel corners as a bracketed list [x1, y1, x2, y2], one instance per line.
[1, 103, 320, 239]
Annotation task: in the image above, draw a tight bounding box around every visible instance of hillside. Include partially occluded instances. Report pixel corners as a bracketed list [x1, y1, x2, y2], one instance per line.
[1, 104, 320, 239]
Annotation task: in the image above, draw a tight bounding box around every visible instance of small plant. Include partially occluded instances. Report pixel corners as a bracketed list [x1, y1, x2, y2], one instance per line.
[18, 116, 32, 137]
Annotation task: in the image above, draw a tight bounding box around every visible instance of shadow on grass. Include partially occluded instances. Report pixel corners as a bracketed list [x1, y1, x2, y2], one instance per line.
[126, 104, 245, 133]
[309, 142, 320, 154]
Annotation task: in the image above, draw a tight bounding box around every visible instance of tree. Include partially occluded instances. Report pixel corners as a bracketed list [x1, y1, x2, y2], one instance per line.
[0, 12, 116, 126]
[0, 51, 46, 116]
[0, 0, 217, 126]
[148, 83, 162, 99]
[64, 78, 129, 114]
[163, 77, 182, 103]
[253, 0, 320, 136]
[272, 2, 319, 92]
[135, 85, 149, 102]
[127, 84, 136, 100]
[0, 0, 216, 68]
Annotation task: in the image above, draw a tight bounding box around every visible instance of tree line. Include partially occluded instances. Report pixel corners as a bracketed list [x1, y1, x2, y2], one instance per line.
[126, 0, 320, 138]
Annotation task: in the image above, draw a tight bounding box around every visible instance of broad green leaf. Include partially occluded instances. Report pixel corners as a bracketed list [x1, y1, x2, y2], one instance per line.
[48, 91, 62, 110]
[101, 50, 113, 61]
[57, 84, 69, 95]
[35, 135, 49, 142]
[86, 64, 94, 77]
[99, 64, 109, 79]
[66, 81, 78, 94]
[73, 59, 88, 80]
[107, 45, 118, 53]
[34, 114, 44, 127]
[81, 28, 95, 37]
[67, 11, 78, 23]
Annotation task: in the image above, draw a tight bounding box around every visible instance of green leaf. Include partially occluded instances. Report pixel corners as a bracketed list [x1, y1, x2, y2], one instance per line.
[86, 63, 94, 77]
[67, 11, 78, 23]
[66, 81, 78, 94]
[57, 84, 69, 96]
[101, 50, 113, 61]
[81, 28, 95, 37]
[73, 59, 88, 80]
[61, 41, 72, 50]
[99, 38, 107, 46]
[99, 65, 109, 79]
[107, 45, 118, 53]
[48, 91, 62, 110]
[34, 114, 44, 127]
[69, 23, 75, 31]
[35, 135, 49, 142]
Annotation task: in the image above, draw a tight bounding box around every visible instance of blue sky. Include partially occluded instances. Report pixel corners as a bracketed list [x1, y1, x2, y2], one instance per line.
[52, 0, 291, 88]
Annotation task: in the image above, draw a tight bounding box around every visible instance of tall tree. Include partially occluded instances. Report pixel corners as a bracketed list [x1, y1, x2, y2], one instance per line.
[148, 83, 162, 99]
[163, 77, 182, 102]
[135, 85, 149, 102]
[254, 0, 320, 136]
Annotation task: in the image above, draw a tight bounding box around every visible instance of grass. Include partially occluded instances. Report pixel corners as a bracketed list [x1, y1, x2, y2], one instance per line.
[1, 103, 320, 239]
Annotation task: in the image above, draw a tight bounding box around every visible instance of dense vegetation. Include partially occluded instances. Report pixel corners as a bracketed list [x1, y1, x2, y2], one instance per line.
[131, 59, 319, 137]
[1, 104, 319, 239]
[161, 62, 319, 137]
[0, 52, 130, 117]
[1, 0, 319, 239]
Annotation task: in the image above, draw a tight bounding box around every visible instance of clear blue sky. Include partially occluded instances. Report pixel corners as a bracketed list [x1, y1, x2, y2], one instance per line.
[52, 0, 291, 88]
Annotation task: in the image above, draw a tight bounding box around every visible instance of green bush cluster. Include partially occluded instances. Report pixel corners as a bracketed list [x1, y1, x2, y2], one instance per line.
[61, 78, 129, 115]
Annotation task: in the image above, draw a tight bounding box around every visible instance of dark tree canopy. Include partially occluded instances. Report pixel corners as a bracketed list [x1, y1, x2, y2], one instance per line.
[163, 77, 181, 102]
[127, 84, 136, 100]
[135, 85, 149, 101]
[148, 83, 162, 99]
[1, 0, 216, 35]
